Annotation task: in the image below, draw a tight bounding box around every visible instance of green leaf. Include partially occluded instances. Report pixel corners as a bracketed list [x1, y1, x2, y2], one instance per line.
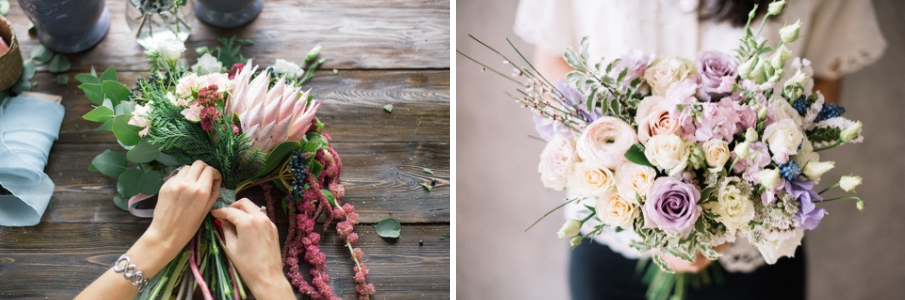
[255, 141, 300, 178]
[303, 133, 329, 152]
[22, 60, 36, 79]
[127, 138, 161, 163]
[30, 45, 53, 65]
[624, 144, 654, 168]
[100, 66, 118, 82]
[112, 114, 143, 146]
[321, 189, 336, 207]
[88, 164, 99, 172]
[91, 150, 128, 177]
[48, 54, 71, 73]
[563, 47, 583, 70]
[83, 106, 115, 123]
[117, 168, 143, 198]
[113, 194, 129, 211]
[96, 119, 114, 131]
[102, 80, 131, 105]
[423, 168, 434, 175]
[90, 66, 97, 77]
[155, 153, 179, 166]
[75, 73, 100, 85]
[56, 74, 68, 86]
[374, 218, 401, 239]
[421, 183, 433, 191]
[214, 188, 237, 209]
[383, 104, 393, 113]
[308, 159, 324, 178]
[138, 171, 163, 195]
[79, 83, 104, 105]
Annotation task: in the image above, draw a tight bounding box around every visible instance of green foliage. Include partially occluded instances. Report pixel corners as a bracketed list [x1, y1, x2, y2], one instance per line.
[30, 45, 53, 65]
[201, 36, 255, 68]
[625, 144, 654, 168]
[255, 141, 299, 178]
[374, 218, 401, 238]
[91, 150, 128, 177]
[806, 127, 841, 144]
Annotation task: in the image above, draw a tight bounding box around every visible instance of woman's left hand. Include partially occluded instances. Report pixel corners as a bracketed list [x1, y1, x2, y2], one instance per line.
[145, 160, 222, 258]
[657, 243, 729, 273]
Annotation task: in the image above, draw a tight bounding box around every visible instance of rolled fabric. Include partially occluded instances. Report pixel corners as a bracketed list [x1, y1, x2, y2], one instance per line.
[0, 93, 65, 226]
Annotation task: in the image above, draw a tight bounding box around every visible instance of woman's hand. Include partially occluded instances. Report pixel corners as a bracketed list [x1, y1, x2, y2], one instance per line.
[211, 198, 294, 298]
[145, 160, 222, 257]
[657, 244, 730, 273]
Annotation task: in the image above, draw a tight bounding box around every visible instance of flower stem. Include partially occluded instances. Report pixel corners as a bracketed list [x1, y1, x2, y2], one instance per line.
[525, 198, 579, 232]
[818, 183, 840, 195]
[814, 140, 843, 152]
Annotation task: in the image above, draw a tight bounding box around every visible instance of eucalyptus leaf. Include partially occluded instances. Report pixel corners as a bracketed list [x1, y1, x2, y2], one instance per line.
[214, 188, 237, 208]
[155, 153, 179, 166]
[22, 61, 36, 79]
[91, 150, 128, 177]
[100, 66, 118, 82]
[75, 73, 100, 85]
[83, 105, 114, 123]
[56, 74, 68, 86]
[30, 45, 53, 65]
[383, 104, 393, 113]
[112, 114, 143, 146]
[624, 144, 654, 168]
[79, 83, 104, 105]
[117, 168, 143, 198]
[138, 171, 163, 195]
[127, 138, 161, 163]
[255, 141, 299, 178]
[96, 119, 114, 131]
[48, 54, 71, 73]
[374, 218, 401, 239]
[102, 80, 131, 105]
[113, 194, 129, 211]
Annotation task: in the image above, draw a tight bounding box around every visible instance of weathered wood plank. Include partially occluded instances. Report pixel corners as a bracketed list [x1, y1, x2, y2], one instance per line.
[0, 223, 451, 299]
[37, 70, 449, 144]
[42, 141, 449, 224]
[4, 0, 450, 71]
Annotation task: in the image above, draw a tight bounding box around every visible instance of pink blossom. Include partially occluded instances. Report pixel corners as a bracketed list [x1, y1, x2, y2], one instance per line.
[732, 142, 771, 182]
[180, 103, 203, 122]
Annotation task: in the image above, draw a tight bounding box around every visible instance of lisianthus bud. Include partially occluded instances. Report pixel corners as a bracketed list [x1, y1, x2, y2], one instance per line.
[768, 68, 785, 83]
[840, 121, 863, 142]
[771, 45, 792, 70]
[768, 0, 787, 15]
[759, 168, 781, 189]
[557, 219, 582, 238]
[745, 127, 759, 142]
[757, 105, 768, 120]
[735, 141, 750, 158]
[738, 57, 757, 79]
[803, 161, 835, 179]
[784, 69, 809, 89]
[780, 20, 802, 43]
[570, 236, 583, 247]
[749, 59, 768, 83]
[840, 176, 862, 192]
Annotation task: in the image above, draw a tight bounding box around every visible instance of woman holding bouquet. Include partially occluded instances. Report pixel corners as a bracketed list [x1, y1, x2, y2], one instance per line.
[513, 0, 885, 299]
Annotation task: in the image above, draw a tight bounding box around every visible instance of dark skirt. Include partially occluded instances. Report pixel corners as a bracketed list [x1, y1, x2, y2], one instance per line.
[568, 240, 806, 300]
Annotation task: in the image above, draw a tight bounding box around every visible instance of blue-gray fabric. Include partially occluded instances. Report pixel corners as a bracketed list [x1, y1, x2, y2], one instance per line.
[0, 94, 64, 226]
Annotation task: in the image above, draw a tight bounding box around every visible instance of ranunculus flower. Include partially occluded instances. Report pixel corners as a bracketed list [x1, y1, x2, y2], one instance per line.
[568, 161, 615, 198]
[755, 229, 804, 264]
[176, 73, 200, 99]
[643, 57, 695, 96]
[644, 133, 690, 176]
[614, 162, 657, 202]
[704, 177, 755, 235]
[695, 51, 737, 101]
[595, 193, 638, 228]
[703, 139, 730, 169]
[191, 53, 223, 75]
[576, 117, 638, 170]
[635, 96, 681, 145]
[537, 135, 577, 191]
[642, 177, 701, 236]
[762, 119, 804, 164]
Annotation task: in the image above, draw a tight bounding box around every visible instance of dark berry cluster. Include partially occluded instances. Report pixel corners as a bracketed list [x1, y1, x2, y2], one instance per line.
[792, 96, 808, 116]
[815, 103, 845, 122]
[780, 160, 802, 181]
[289, 150, 309, 197]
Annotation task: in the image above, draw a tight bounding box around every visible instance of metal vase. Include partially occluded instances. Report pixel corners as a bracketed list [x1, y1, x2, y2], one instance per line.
[17, 0, 110, 54]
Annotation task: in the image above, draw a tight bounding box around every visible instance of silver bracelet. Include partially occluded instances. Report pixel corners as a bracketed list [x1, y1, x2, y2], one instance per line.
[113, 254, 148, 288]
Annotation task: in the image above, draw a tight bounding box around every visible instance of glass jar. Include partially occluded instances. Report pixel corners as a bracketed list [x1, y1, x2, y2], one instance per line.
[125, 0, 195, 50]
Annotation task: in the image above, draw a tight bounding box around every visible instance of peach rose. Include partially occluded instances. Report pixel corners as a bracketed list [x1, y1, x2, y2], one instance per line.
[635, 96, 681, 145]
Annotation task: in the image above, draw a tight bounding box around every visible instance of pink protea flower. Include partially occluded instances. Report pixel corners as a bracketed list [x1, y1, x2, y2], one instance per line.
[228, 61, 322, 153]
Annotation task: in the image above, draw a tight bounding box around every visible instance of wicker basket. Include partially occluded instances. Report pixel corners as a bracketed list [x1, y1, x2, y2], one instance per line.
[0, 15, 23, 91]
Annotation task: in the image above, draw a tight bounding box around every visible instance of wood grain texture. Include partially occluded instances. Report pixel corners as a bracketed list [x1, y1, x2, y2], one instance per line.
[0, 223, 451, 299]
[4, 0, 450, 71]
[43, 142, 450, 224]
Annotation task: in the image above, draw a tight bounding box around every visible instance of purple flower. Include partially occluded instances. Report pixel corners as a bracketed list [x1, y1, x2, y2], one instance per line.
[643, 177, 702, 236]
[611, 50, 655, 84]
[692, 99, 744, 142]
[784, 179, 825, 230]
[695, 51, 737, 102]
[532, 115, 572, 141]
[732, 142, 771, 182]
[552, 79, 601, 122]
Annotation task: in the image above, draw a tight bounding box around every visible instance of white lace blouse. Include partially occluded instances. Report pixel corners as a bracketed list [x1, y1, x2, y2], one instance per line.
[515, 0, 886, 272]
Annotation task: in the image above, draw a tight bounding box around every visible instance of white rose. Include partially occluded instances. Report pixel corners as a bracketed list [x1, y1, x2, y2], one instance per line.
[755, 229, 804, 264]
[758, 168, 781, 189]
[614, 163, 657, 202]
[705, 177, 755, 235]
[537, 135, 577, 191]
[557, 219, 582, 238]
[568, 161, 615, 198]
[643, 57, 695, 96]
[273, 58, 304, 79]
[802, 161, 834, 180]
[576, 117, 638, 169]
[191, 53, 223, 75]
[595, 193, 638, 228]
[154, 37, 186, 62]
[702, 139, 730, 169]
[762, 119, 804, 164]
[769, 96, 803, 128]
[644, 133, 690, 176]
[840, 176, 862, 192]
[635, 96, 681, 145]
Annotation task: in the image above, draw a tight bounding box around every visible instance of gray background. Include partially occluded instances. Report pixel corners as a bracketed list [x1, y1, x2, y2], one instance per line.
[456, 0, 905, 299]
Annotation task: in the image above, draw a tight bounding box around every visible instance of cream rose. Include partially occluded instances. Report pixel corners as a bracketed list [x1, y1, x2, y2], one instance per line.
[702, 139, 730, 169]
[762, 119, 804, 164]
[537, 135, 577, 190]
[568, 161, 615, 198]
[635, 96, 681, 144]
[643, 57, 695, 96]
[705, 177, 755, 235]
[614, 163, 657, 202]
[595, 193, 638, 228]
[576, 117, 638, 170]
[644, 133, 690, 176]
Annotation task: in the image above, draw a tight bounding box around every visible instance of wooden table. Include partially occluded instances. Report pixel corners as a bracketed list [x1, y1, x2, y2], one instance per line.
[0, 1, 450, 298]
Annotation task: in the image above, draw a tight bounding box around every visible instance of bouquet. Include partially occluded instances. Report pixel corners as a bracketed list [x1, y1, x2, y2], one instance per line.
[461, 1, 864, 299]
[80, 37, 375, 299]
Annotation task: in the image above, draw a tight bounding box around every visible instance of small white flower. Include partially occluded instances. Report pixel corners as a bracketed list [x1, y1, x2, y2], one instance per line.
[783, 68, 809, 90]
[557, 219, 582, 238]
[768, 0, 786, 15]
[738, 57, 757, 79]
[273, 58, 304, 79]
[779, 20, 802, 43]
[705, 177, 755, 235]
[770, 45, 792, 70]
[745, 127, 759, 143]
[153, 37, 186, 63]
[755, 229, 804, 264]
[840, 121, 863, 143]
[537, 135, 577, 191]
[803, 161, 834, 180]
[840, 176, 862, 192]
[734, 141, 750, 159]
[762, 119, 804, 164]
[191, 53, 223, 75]
[759, 168, 781, 189]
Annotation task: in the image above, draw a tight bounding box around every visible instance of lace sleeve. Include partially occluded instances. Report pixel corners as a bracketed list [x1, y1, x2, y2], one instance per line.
[802, 0, 886, 79]
[513, 0, 577, 54]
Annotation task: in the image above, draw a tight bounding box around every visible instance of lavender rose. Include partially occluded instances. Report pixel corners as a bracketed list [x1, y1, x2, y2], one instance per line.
[642, 177, 702, 236]
[695, 51, 737, 102]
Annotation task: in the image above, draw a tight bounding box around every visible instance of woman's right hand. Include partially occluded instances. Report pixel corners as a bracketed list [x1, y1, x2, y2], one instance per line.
[211, 198, 294, 298]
